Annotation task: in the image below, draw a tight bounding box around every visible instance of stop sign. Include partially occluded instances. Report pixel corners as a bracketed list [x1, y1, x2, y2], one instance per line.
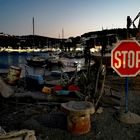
[111, 40, 140, 77]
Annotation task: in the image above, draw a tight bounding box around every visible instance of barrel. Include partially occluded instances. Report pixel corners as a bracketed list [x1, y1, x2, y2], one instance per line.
[61, 101, 95, 135]
[67, 112, 91, 135]
[7, 66, 21, 85]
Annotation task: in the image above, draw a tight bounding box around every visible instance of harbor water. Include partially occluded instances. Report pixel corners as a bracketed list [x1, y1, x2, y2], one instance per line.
[0, 51, 86, 77]
[0, 52, 49, 69]
[0, 52, 51, 77]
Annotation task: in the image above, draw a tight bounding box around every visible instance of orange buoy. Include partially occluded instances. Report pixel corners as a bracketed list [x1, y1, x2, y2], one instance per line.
[42, 86, 52, 94]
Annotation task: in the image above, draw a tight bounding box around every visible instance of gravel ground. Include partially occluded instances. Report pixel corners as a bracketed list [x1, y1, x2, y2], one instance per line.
[0, 74, 140, 140]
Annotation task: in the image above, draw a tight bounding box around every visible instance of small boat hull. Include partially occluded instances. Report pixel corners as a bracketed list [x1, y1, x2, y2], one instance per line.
[92, 53, 111, 67]
[26, 56, 46, 67]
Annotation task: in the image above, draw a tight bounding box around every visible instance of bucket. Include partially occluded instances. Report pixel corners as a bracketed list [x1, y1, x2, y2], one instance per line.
[67, 112, 91, 135]
[7, 66, 21, 85]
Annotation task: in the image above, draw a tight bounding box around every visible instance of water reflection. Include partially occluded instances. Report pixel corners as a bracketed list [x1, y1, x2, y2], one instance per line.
[0, 52, 43, 69]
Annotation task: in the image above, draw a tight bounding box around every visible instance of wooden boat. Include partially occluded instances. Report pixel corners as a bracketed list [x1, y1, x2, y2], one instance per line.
[91, 44, 116, 67]
[26, 55, 46, 67]
[90, 34, 119, 67]
[91, 51, 111, 67]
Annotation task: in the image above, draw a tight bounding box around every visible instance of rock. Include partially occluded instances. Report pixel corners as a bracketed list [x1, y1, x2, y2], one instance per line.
[96, 107, 104, 114]
[0, 129, 36, 140]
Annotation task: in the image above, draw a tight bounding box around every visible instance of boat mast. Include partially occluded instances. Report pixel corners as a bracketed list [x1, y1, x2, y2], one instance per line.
[33, 17, 35, 36]
[62, 28, 64, 49]
[62, 28, 64, 39]
[32, 17, 35, 47]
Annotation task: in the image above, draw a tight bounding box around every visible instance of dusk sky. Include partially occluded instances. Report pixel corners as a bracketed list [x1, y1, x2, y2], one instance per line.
[0, 0, 140, 38]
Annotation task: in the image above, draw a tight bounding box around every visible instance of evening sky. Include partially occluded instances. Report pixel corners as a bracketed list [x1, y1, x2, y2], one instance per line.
[0, 0, 140, 38]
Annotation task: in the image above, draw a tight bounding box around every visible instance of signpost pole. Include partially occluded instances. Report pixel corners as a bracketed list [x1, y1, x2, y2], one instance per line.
[111, 16, 140, 123]
[125, 77, 129, 113]
[125, 19, 129, 113]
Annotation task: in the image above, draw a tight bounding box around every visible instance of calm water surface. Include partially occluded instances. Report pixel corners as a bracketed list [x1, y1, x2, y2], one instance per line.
[0, 52, 49, 69]
[0, 52, 86, 78]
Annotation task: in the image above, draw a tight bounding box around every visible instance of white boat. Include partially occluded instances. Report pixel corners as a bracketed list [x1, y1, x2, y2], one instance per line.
[91, 45, 114, 67]
[91, 34, 119, 67]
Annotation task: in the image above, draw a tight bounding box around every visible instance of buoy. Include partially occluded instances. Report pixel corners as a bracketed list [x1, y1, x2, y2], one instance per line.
[42, 86, 52, 94]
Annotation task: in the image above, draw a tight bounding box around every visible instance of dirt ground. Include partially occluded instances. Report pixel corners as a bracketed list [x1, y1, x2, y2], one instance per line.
[0, 74, 140, 140]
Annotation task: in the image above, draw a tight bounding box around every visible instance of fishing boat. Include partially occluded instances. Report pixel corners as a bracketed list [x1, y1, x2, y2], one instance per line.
[45, 55, 64, 71]
[26, 55, 46, 67]
[91, 34, 119, 67]
[91, 45, 113, 67]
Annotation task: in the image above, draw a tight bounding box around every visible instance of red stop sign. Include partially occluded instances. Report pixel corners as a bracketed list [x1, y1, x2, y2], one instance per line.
[111, 40, 140, 77]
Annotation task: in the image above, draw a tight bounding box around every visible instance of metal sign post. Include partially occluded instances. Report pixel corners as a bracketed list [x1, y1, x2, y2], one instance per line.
[125, 77, 129, 113]
[111, 40, 140, 124]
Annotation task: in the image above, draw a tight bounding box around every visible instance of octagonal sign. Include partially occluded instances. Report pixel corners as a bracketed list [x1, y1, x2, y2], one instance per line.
[111, 40, 140, 77]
